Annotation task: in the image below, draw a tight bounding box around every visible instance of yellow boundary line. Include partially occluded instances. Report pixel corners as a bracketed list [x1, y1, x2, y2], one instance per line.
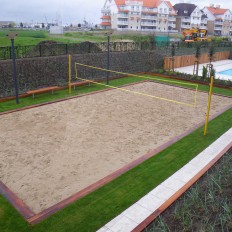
[75, 63, 198, 107]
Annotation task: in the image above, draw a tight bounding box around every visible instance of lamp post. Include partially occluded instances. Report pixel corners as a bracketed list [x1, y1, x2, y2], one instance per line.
[6, 32, 19, 104]
[105, 30, 112, 85]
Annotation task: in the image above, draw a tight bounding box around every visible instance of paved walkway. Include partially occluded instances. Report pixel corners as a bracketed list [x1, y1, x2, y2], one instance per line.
[175, 59, 232, 81]
[97, 128, 232, 232]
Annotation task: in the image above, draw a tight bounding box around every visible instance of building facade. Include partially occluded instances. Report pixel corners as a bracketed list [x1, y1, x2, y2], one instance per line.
[100, 0, 177, 32]
[202, 5, 232, 36]
[173, 3, 208, 32]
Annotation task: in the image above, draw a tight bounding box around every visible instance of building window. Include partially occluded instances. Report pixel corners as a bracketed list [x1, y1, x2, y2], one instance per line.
[184, 10, 188, 14]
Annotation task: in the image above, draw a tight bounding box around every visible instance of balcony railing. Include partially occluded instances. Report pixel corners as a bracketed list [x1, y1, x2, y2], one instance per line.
[214, 27, 222, 30]
[168, 17, 176, 22]
[141, 22, 157, 26]
[215, 21, 223, 25]
[141, 28, 156, 31]
[117, 21, 129, 25]
[181, 24, 191, 29]
[141, 15, 157, 20]
[199, 25, 207, 29]
[118, 14, 129, 18]
[182, 18, 191, 22]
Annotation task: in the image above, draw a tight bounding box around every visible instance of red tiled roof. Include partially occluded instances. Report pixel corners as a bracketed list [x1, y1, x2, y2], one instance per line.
[166, 1, 175, 12]
[101, 15, 111, 19]
[207, 7, 228, 15]
[101, 22, 111, 26]
[114, 0, 125, 5]
[143, 0, 161, 8]
[114, 0, 174, 9]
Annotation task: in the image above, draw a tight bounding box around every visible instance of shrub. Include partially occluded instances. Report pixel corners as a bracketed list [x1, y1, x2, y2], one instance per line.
[202, 66, 207, 80]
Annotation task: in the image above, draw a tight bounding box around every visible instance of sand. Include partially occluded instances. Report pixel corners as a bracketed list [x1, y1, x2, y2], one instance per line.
[0, 82, 231, 213]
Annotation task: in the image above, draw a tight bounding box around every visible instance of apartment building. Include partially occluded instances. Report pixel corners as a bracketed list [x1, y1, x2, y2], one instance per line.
[100, 0, 177, 32]
[202, 4, 232, 36]
[173, 3, 208, 32]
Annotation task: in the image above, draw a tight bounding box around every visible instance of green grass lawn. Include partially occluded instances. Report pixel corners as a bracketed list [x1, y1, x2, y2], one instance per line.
[0, 75, 231, 113]
[0, 29, 150, 47]
[0, 75, 231, 232]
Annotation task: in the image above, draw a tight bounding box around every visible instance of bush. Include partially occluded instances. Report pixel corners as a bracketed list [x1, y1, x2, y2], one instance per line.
[202, 66, 207, 80]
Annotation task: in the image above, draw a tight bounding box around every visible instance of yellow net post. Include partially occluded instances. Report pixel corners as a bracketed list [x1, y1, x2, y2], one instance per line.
[204, 74, 214, 136]
[68, 54, 72, 94]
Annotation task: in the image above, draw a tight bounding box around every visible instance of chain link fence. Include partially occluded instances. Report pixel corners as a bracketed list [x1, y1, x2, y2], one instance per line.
[1, 41, 232, 60]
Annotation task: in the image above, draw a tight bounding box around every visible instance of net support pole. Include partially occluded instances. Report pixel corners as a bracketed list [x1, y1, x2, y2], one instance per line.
[106, 33, 110, 85]
[204, 74, 214, 136]
[68, 54, 72, 94]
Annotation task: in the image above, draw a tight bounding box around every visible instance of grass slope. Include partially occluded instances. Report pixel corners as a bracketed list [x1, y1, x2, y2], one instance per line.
[0, 29, 150, 46]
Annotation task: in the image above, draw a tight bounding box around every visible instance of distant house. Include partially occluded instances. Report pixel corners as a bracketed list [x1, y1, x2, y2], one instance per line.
[202, 4, 232, 36]
[0, 21, 14, 28]
[173, 3, 207, 32]
[100, 0, 177, 32]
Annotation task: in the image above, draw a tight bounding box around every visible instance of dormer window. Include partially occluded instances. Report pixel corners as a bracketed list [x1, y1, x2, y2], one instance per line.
[184, 10, 188, 14]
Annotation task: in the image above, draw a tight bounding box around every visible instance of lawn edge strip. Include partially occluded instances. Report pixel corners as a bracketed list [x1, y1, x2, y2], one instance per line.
[132, 140, 232, 232]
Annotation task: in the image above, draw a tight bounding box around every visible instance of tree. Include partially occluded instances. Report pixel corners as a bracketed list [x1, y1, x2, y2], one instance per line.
[194, 43, 201, 77]
[42, 23, 45, 29]
[78, 23, 81, 28]
[208, 44, 215, 64]
[171, 43, 175, 71]
[20, 22, 23, 28]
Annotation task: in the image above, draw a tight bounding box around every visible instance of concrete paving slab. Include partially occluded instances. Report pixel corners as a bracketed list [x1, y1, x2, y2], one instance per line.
[149, 185, 175, 200]
[121, 203, 152, 224]
[106, 215, 138, 232]
[161, 176, 186, 191]
[175, 59, 232, 81]
[136, 193, 166, 212]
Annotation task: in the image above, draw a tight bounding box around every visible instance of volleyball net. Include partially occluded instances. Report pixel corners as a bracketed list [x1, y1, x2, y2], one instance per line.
[74, 62, 198, 107]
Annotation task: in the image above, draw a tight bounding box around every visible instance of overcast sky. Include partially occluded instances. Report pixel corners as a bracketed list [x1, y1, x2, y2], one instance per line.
[1, 0, 232, 25]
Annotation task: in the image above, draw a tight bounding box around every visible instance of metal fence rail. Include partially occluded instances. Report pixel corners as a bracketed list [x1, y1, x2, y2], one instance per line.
[0, 41, 232, 60]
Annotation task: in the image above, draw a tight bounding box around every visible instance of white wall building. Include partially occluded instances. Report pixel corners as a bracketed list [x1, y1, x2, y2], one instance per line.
[173, 3, 208, 32]
[100, 0, 177, 32]
[202, 5, 232, 36]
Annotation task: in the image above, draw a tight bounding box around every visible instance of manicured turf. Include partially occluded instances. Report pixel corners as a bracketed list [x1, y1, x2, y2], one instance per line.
[0, 76, 231, 232]
[0, 75, 231, 113]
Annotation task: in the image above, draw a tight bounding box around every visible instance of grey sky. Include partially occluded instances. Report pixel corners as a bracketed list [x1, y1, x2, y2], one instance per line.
[1, 0, 232, 25]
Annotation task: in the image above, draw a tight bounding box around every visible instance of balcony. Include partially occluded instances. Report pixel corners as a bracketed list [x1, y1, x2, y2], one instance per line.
[141, 28, 156, 32]
[168, 22, 176, 27]
[214, 26, 222, 30]
[118, 13, 129, 18]
[168, 17, 176, 22]
[141, 15, 157, 20]
[181, 24, 191, 29]
[117, 21, 129, 25]
[215, 21, 223, 25]
[141, 21, 157, 26]
[182, 18, 191, 23]
[199, 25, 207, 30]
